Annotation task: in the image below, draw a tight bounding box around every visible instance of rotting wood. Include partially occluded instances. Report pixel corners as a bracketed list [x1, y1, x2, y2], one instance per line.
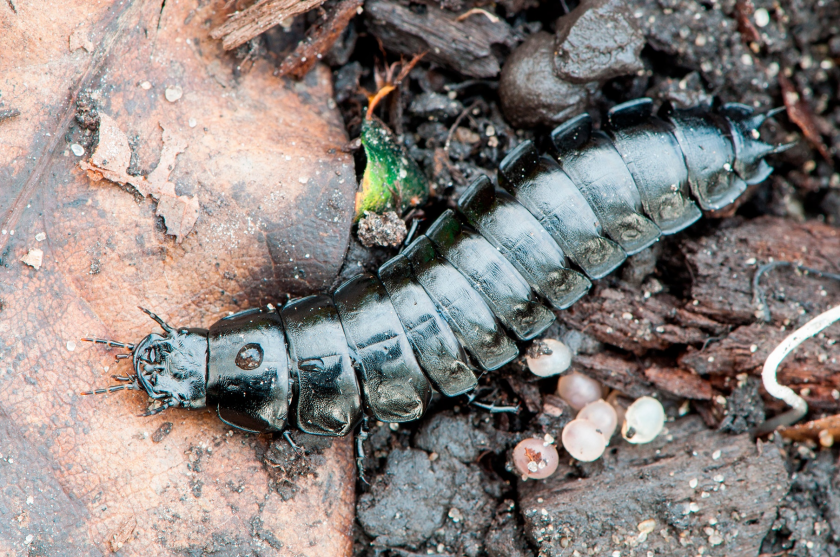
[559, 286, 725, 356]
[211, 0, 327, 50]
[779, 414, 840, 443]
[560, 218, 840, 415]
[644, 365, 713, 400]
[519, 416, 790, 557]
[365, 0, 518, 78]
[277, 0, 363, 79]
[574, 351, 654, 399]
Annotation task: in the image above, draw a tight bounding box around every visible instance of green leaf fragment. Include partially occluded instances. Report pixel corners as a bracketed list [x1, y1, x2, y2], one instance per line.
[355, 117, 430, 221]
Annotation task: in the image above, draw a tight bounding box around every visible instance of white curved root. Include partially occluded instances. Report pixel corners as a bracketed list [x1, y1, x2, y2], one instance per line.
[755, 304, 840, 436]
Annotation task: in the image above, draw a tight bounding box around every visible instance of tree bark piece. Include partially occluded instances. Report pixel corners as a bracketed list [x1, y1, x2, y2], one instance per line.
[365, 0, 518, 78]
[679, 217, 840, 412]
[0, 0, 356, 555]
[559, 286, 726, 356]
[211, 0, 327, 50]
[644, 365, 714, 400]
[574, 352, 654, 399]
[684, 216, 840, 326]
[519, 416, 790, 557]
[277, 0, 363, 79]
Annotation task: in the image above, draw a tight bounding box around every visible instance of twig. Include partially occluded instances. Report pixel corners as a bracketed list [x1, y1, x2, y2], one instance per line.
[753, 304, 840, 436]
[751, 261, 840, 322]
[779, 73, 831, 162]
[365, 52, 425, 120]
[444, 100, 480, 154]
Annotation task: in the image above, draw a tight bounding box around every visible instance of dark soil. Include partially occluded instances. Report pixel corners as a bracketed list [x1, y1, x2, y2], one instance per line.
[250, 0, 840, 554]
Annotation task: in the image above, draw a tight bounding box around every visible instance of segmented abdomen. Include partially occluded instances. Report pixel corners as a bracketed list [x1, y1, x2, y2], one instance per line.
[269, 97, 786, 436]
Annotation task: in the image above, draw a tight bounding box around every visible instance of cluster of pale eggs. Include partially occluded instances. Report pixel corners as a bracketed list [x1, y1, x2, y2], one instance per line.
[513, 339, 666, 479]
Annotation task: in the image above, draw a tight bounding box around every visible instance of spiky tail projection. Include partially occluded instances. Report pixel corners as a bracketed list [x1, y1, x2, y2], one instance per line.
[86, 98, 792, 436]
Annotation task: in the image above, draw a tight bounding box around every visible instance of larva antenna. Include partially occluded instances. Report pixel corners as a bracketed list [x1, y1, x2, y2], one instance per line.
[80, 374, 141, 396]
[138, 306, 176, 335]
[81, 337, 135, 351]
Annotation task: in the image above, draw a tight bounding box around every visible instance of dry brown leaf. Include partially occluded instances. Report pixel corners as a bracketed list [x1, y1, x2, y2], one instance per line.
[80, 114, 199, 243]
[0, 0, 357, 554]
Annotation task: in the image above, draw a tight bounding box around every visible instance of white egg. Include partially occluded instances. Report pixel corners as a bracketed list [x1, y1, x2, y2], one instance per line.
[561, 419, 607, 462]
[577, 399, 618, 442]
[556, 372, 602, 410]
[622, 396, 665, 444]
[526, 339, 572, 377]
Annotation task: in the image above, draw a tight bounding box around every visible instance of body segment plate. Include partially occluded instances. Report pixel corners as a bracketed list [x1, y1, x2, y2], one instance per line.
[281, 295, 363, 435]
[333, 275, 432, 422]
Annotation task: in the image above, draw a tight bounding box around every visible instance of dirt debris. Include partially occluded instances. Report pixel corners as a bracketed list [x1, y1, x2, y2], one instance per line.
[20, 248, 43, 270]
[762, 448, 840, 556]
[262, 433, 334, 501]
[357, 210, 408, 247]
[0, 108, 20, 123]
[357, 412, 507, 556]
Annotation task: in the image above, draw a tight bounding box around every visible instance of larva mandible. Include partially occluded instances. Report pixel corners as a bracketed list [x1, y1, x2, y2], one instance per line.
[84, 97, 791, 441]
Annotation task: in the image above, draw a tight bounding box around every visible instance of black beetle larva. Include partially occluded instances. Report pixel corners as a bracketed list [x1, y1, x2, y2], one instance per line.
[83, 98, 792, 446]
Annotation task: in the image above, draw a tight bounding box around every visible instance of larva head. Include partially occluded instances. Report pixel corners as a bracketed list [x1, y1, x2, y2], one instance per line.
[82, 308, 208, 415]
[131, 309, 209, 413]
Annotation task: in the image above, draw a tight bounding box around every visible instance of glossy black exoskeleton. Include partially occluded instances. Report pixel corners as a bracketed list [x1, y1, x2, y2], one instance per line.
[84, 98, 791, 439]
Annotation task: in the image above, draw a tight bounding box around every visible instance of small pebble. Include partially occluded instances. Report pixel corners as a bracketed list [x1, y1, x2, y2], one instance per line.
[188, 118, 197, 128]
[35, 232, 46, 242]
[165, 86, 183, 102]
[712, 450, 721, 460]
[513, 438, 559, 479]
[140, 81, 152, 90]
[638, 519, 656, 534]
[526, 339, 572, 377]
[622, 396, 665, 444]
[70, 144, 85, 156]
[754, 8, 770, 27]
[67, 340, 76, 352]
